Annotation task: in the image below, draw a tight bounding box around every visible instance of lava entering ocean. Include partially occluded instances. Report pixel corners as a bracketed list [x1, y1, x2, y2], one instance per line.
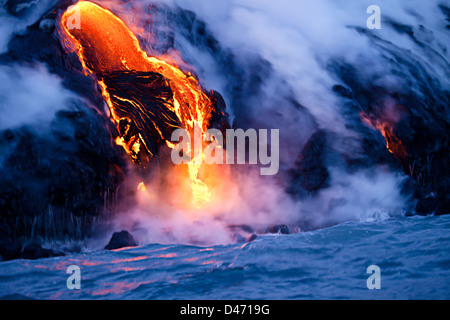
[59, 1, 227, 208]
[1, 0, 447, 257]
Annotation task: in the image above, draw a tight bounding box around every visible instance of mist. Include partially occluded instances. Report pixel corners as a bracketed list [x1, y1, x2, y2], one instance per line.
[0, 64, 77, 131]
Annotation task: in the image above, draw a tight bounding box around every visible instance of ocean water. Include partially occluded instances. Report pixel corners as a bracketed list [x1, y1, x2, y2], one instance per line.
[0, 214, 449, 300]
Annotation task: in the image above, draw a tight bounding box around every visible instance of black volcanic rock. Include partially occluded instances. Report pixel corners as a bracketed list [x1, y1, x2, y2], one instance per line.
[21, 243, 65, 260]
[332, 85, 353, 99]
[266, 225, 291, 235]
[0, 240, 20, 261]
[330, 25, 450, 215]
[208, 90, 231, 136]
[436, 193, 450, 216]
[5, 0, 37, 17]
[288, 130, 330, 194]
[247, 234, 258, 242]
[0, 241, 65, 261]
[1, 1, 105, 107]
[416, 193, 450, 216]
[0, 106, 127, 241]
[0, 2, 127, 249]
[105, 231, 138, 250]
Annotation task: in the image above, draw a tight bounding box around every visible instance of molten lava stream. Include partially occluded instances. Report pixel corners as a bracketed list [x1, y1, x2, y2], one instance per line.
[59, 1, 215, 208]
[360, 113, 407, 160]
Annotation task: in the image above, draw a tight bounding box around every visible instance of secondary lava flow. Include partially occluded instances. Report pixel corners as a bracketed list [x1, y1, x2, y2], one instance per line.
[360, 113, 407, 160]
[59, 1, 214, 207]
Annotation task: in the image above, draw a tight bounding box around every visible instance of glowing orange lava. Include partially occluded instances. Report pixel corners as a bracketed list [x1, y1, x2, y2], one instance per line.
[360, 113, 407, 160]
[59, 1, 213, 207]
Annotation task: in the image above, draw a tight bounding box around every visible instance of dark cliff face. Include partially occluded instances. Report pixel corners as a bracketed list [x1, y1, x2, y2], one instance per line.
[329, 23, 449, 215]
[0, 0, 448, 259]
[0, 1, 128, 254]
[158, 3, 448, 214]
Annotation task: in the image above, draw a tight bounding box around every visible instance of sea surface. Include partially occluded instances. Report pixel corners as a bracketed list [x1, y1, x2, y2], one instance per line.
[0, 215, 449, 300]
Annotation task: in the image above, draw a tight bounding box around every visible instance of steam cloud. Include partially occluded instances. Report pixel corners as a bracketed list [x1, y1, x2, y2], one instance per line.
[0, 64, 76, 131]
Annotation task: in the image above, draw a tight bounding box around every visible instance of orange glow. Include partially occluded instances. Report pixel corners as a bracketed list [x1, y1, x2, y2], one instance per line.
[59, 1, 214, 207]
[156, 253, 178, 258]
[360, 113, 407, 160]
[137, 182, 147, 192]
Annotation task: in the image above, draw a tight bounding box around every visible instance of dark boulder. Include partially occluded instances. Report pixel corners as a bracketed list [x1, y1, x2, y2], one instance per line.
[266, 225, 291, 235]
[105, 231, 138, 250]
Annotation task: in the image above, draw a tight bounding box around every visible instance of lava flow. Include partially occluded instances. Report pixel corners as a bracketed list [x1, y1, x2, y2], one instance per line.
[360, 112, 407, 160]
[59, 1, 218, 207]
